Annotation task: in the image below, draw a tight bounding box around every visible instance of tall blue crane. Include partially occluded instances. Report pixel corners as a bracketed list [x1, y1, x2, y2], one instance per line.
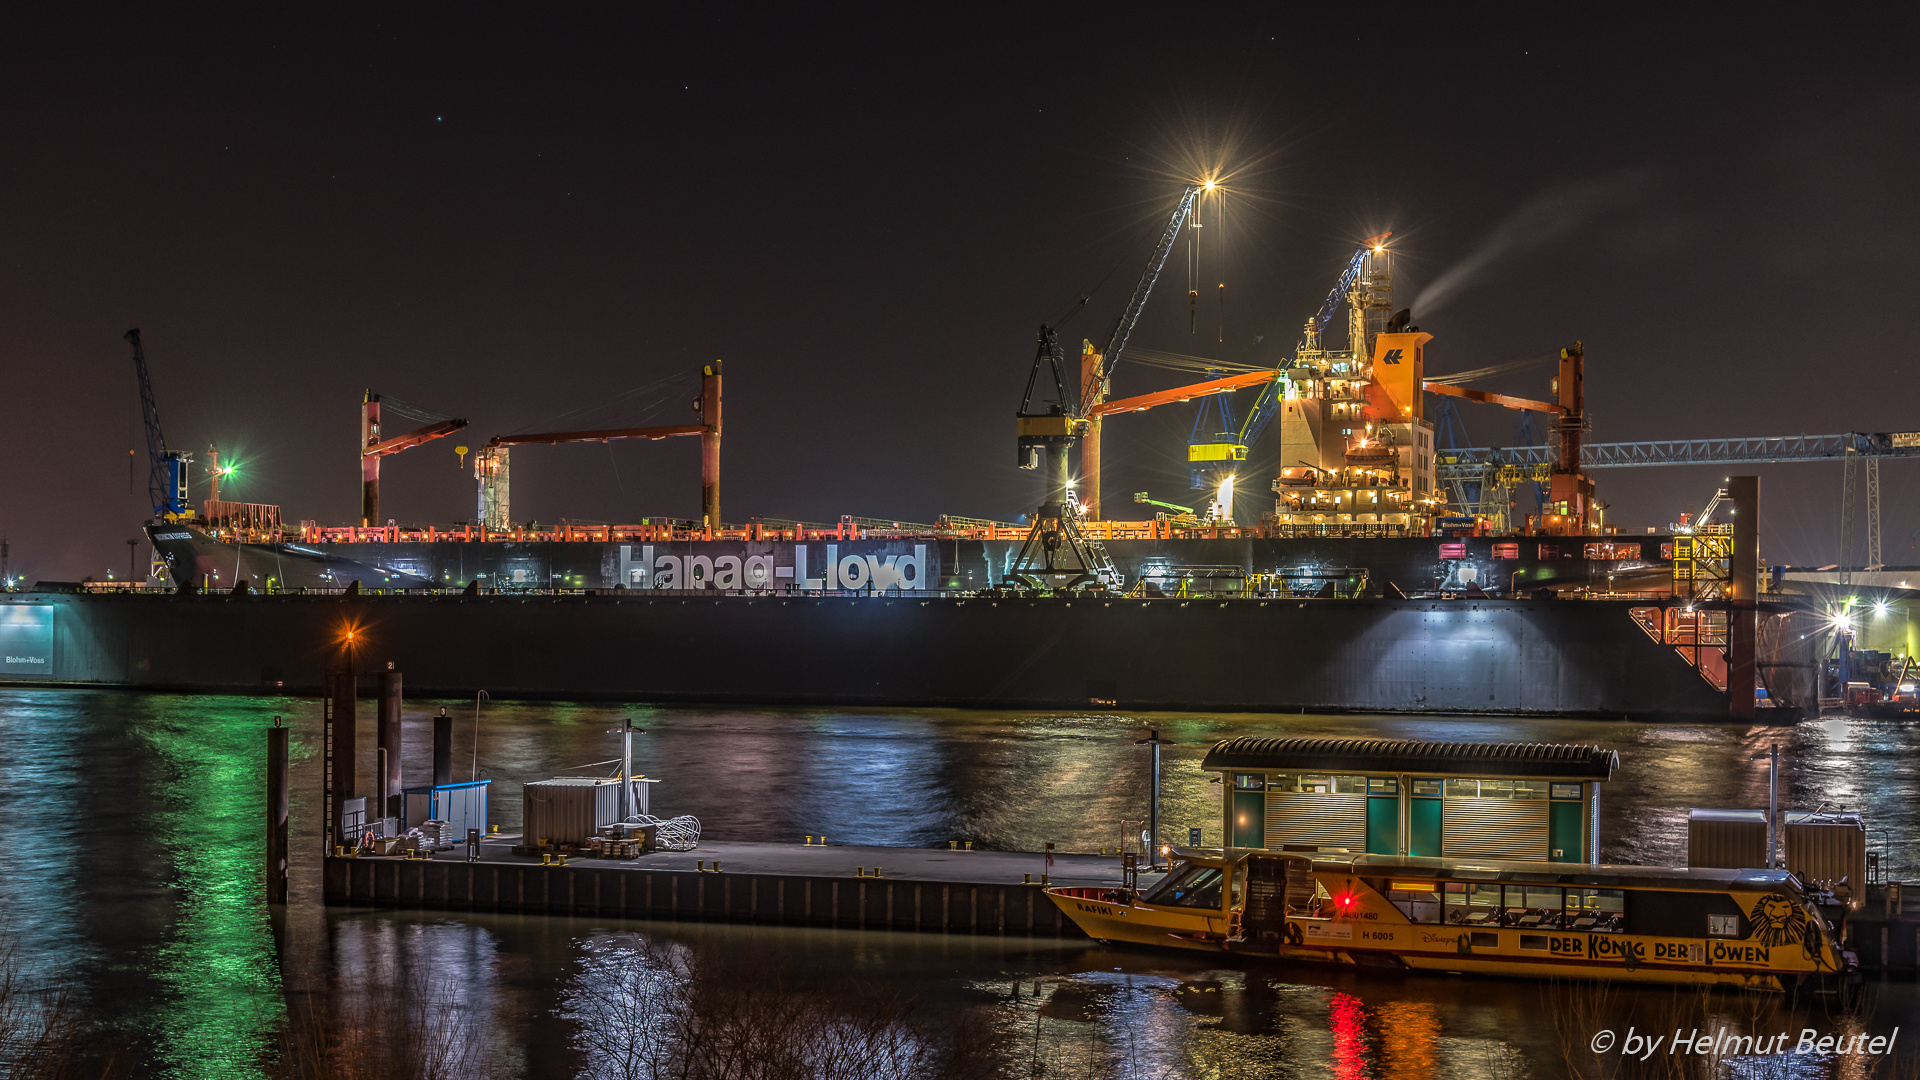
[127, 329, 193, 521]
[1187, 234, 1393, 491]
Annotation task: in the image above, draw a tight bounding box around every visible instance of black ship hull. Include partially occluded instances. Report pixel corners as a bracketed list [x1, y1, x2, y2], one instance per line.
[3, 589, 1735, 719]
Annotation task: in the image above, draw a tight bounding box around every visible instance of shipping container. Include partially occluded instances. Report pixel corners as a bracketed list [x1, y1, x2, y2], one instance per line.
[1687, 808, 1768, 870]
[1784, 811, 1867, 904]
[523, 777, 623, 846]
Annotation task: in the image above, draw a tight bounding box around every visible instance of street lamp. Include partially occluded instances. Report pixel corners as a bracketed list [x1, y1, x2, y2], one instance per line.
[1133, 729, 1175, 869]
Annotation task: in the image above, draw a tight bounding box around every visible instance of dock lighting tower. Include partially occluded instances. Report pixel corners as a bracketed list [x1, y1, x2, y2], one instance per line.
[609, 719, 647, 824]
[1134, 729, 1175, 869]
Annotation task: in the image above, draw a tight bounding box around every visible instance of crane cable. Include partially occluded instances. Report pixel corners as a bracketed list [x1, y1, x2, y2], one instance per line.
[376, 395, 456, 425]
[506, 370, 697, 435]
[1424, 352, 1557, 386]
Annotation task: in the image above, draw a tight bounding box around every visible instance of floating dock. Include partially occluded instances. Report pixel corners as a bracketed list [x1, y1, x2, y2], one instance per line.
[323, 838, 1137, 938]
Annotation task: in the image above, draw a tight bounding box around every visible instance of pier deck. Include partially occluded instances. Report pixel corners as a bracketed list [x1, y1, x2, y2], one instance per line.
[323, 838, 1155, 937]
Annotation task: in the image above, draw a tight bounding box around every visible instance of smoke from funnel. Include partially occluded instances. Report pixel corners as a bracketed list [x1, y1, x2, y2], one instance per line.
[1412, 168, 1657, 317]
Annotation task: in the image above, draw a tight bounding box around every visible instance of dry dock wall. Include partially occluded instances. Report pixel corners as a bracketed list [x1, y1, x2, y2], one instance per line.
[4, 592, 1729, 718]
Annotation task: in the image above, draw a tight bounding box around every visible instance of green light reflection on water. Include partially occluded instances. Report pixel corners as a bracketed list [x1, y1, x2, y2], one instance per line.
[133, 698, 289, 1080]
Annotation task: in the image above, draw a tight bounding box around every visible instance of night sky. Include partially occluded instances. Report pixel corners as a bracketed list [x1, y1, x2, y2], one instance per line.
[4, 9, 1915, 582]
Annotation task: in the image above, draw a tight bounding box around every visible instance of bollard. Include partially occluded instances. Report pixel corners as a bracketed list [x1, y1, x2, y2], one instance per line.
[965, 840, 973, 851]
[1023, 872, 1032, 884]
[1041, 873, 1050, 885]
[949, 840, 957, 850]
[266, 718, 289, 904]
[806, 835, 815, 846]
[697, 860, 706, 872]
[856, 866, 866, 878]
[541, 853, 552, 865]
[714, 861, 722, 873]
[873, 866, 881, 878]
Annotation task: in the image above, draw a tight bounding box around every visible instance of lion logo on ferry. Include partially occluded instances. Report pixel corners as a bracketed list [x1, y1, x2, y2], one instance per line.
[1746, 893, 1807, 947]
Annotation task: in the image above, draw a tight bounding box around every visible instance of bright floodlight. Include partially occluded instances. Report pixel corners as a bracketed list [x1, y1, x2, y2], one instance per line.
[1876, 602, 1889, 615]
[1203, 179, 1217, 191]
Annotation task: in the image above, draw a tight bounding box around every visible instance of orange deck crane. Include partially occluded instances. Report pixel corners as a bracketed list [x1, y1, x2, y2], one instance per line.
[474, 361, 722, 534]
[1420, 341, 1593, 534]
[360, 392, 468, 526]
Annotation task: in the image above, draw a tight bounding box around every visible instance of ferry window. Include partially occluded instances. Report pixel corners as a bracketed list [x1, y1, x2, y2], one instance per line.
[1233, 773, 1266, 791]
[1446, 882, 1502, 925]
[1445, 779, 1479, 797]
[1509, 886, 1565, 929]
[1142, 863, 1226, 909]
[1513, 782, 1549, 800]
[1567, 888, 1625, 933]
[1708, 914, 1739, 937]
[1387, 882, 1442, 923]
[1368, 777, 1399, 795]
[1266, 774, 1298, 793]
[1479, 779, 1515, 799]
[1550, 783, 1583, 800]
[1412, 779, 1444, 797]
[1298, 775, 1333, 794]
[1333, 776, 1367, 794]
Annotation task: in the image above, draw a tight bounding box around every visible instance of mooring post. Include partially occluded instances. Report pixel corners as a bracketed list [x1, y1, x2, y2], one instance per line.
[378, 665, 403, 818]
[267, 716, 289, 904]
[433, 707, 453, 788]
[327, 645, 357, 852]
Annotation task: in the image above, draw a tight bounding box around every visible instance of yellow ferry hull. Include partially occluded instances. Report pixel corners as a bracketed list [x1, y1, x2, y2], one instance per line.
[1046, 888, 1229, 953]
[1048, 884, 1841, 993]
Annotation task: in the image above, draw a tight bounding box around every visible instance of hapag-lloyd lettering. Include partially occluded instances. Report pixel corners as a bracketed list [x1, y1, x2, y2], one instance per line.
[616, 543, 929, 592]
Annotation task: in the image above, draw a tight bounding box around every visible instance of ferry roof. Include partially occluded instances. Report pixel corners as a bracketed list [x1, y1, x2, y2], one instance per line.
[1198, 849, 1798, 892]
[1201, 737, 1619, 780]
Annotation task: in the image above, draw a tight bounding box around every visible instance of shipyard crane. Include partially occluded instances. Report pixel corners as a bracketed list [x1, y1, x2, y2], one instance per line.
[1018, 183, 1204, 504]
[126, 329, 193, 521]
[474, 361, 722, 534]
[1011, 182, 1209, 588]
[1185, 235, 1396, 496]
[360, 393, 468, 528]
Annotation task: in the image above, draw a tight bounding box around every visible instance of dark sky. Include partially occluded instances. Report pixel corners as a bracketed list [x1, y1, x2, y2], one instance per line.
[4, 8, 1916, 581]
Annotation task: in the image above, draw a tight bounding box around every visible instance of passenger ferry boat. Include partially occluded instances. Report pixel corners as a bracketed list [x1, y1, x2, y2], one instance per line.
[1047, 849, 1858, 992]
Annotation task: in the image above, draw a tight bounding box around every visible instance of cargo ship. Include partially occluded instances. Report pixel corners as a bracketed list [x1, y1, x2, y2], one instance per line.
[0, 516, 1816, 720]
[0, 206, 1830, 718]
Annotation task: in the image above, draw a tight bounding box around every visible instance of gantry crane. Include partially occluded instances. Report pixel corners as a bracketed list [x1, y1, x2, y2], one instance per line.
[474, 361, 722, 534]
[126, 329, 194, 521]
